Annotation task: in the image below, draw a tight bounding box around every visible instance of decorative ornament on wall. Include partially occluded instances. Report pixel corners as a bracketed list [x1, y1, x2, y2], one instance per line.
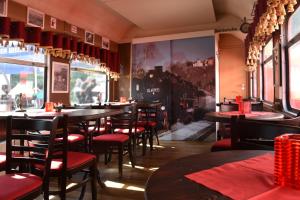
[240, 17, 250, 33]
[0, 0, 8, 17]
[85, 31, 94, 45]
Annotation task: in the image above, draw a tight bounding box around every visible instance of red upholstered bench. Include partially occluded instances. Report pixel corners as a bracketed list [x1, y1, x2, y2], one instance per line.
[211, 139, 232, 152]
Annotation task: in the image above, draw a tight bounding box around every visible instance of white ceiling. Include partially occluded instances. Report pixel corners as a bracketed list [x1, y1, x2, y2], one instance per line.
[12, 0, 256, 43]
[100, 0, 216, 30]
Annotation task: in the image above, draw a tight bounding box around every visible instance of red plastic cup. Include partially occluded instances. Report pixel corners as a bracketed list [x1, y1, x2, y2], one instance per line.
[238, 101, 244, 114]
[236, 95, 242, 103]
[243, 101, 251, 114]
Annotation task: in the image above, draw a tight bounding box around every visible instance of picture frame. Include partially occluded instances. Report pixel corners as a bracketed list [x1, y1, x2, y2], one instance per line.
[0, 0, 7, 17]
[102, 36, 110, 50]
[52, 62, 69, 93]
[27, 7, 45, 29]
[50, 17, 57, 29]
[85, 31, 94, 45]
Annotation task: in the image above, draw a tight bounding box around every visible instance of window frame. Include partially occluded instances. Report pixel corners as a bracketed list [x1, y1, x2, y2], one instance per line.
[0, 51, 48, 109]
[261, 37, 275, 104]
[70, 64, 109, 105]
[284, 4, 300, 113]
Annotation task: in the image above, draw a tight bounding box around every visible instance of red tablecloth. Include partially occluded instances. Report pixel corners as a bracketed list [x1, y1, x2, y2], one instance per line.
[185, 154, 300, 200]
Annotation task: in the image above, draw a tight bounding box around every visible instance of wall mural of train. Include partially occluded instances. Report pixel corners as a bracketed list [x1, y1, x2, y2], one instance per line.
[132, 36, 215, 130]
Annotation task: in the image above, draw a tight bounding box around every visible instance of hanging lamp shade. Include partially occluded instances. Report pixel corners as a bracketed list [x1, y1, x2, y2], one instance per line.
[25, 27, 41, 45]
[89, 45, 95, 59]
[63, 36, 71, 52]
[0, 17, 11, 38]
[40, 31, 53, 48]
[53, 34, 63, 49]
[84, 43, 90, 57]
[10, 21, 25, 41]
[77, 41, 84, 55]
[70, 37, 78, 53]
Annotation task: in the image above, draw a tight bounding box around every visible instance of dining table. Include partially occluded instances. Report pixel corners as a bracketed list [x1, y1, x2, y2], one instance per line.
[205, 111, 285, 123]
[0, 108, 123, 123]
[145, 150, 272, 200]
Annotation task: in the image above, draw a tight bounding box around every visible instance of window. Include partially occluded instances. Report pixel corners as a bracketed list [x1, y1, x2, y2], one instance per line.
[0, 42, 46, 111]
[70, 60, 107, 105]
[287, 6, 300, 110]
[250, 70, 258, 98]
[262, 39, 274, 103]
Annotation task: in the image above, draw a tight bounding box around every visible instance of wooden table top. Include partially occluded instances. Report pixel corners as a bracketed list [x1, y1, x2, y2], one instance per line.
[0, 108, 123, 123]
[145, 150, 271, 200]
[205, 111, 284, 123]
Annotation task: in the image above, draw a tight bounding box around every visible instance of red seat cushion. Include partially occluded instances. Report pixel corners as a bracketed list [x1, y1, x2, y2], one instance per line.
[0, 152, 6, 170]
[137, 121, 157, 127]
[93, 134, 129, 143]
[35, 151, 95, 171]
[0, 173, 42, 199]
[211, 139, 232, 152]
[114, 127, 145, 134]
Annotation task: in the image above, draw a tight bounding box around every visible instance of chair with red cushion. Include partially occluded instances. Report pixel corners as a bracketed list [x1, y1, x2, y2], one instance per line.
[32, 115, 97, 200]
[137, 104, 160, 150]
[2, 116, 60, 200]
[92, 104, 136, 178]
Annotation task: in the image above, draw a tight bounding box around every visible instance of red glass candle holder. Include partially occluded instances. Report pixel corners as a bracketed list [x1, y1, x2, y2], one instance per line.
[236, 95, 242, 103]
[45, 102, 54, 112]
[238, 101, 244, 114]
[243, 101, 251, 114]
[275, 134, 300, 189]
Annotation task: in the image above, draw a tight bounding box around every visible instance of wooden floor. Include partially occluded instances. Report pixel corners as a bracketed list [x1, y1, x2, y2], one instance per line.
[37, 140, 214, 200]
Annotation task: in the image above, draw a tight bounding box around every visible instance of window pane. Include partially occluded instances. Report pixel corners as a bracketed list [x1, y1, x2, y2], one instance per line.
[252, 71, 257, 98]
[70, 70, 107, 105]
[288, 41, 300, 109]
[263, 60, 274, 102]
[263, 39, 273, 61]
[0, 42, 45, 63]
[0, 63, 45, 110]
[288, 6, 300, 41]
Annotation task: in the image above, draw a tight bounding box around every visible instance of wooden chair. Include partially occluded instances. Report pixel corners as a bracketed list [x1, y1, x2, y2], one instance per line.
[92, 104, 136, 178]
[1, 116, 60, 200]
[137, 104, 160, 151]
[8, 115, 97, 200]
[216, 102, 238, 139]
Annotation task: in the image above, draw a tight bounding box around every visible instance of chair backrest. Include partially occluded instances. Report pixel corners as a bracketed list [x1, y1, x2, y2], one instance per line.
[217, 102, 238, 112]
[5, 115, 68, 181]
[137, 104, 159, 123]
[251, 101, 263, 111]
[111, 103, 137, 136]
[230, 116, 300, 150]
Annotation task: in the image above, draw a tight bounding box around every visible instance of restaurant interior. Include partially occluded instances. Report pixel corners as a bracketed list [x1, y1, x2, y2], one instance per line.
[0, 0, 300, 199]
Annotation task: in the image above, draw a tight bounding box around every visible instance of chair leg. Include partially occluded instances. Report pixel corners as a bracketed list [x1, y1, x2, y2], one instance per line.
[90, 161, 98, 200]
[118, 144, 124, 178]
[142, 132, 146, 156]
[60, 175, 67, 200]
[96, 155, 106, 188]
[155, 127, 159, 145]
[128, 141, 135, 168]
[149, 128, 154, 151]
[79, 173, 88, 200]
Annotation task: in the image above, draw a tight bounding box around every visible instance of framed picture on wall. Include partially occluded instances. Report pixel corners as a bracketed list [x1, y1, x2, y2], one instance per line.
[52, 62, 69, 93]
[85, 31, 94, 45]
[102, 36, 110, 50]
[0, 0, 7, 17]
[27, 7, 45, 29]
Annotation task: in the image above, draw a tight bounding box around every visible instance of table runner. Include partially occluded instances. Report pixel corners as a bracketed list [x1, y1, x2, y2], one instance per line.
[185, 154, 300, 200]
